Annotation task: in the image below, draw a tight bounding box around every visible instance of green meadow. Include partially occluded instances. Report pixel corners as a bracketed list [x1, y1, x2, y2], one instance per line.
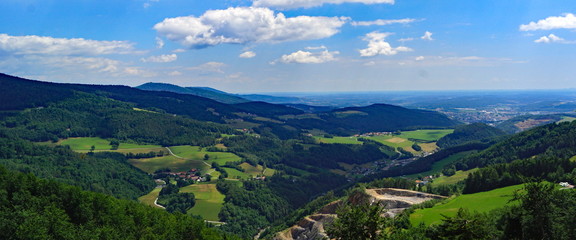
[432, 168, 479, 186]
[59, 137, 161, 151]
[410, 184, 523, 226]
[180, 184, 225, 221]
[129, 155, 208, 173]
[397, 129, 454, 142]
[314, 136, 362, 145]
[170, 145, 242, 165]
[314, 129, 452, 152]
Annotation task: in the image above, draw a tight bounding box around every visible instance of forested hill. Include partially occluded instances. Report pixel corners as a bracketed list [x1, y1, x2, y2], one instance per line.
[454, 120, 576, 170]
[327, 104, 458, 132]
[0, 165, 240, 239]
[137, 82, 250, 104]
[437, 123, 508, 148]
[0, 73, 459, 135]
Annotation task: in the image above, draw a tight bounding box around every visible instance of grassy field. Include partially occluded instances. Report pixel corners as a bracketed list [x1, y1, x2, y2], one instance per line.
[170, 146, 242, 165]
[405, 151, 477, 178]
[59, 137, 161, 151]
[432, 168, 479, 186]
[223, 167, 251, 179]
[138, 187, 162, 208]
[398, 129, 454, 142]
[315, 136, 362, 145]
[410, 184, 524, 226]
[313, 130, 452, 155]
[180, 184, 225, 221]
[129, 155, 209, 173]
[238, 162, 276, 177]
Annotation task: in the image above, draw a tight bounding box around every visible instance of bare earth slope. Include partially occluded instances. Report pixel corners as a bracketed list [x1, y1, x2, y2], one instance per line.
[273, 188, 445, 240]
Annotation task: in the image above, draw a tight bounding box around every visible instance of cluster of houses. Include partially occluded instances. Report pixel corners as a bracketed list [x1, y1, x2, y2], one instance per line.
[415, 176, 434, 186]
[155, 168, 207, 182]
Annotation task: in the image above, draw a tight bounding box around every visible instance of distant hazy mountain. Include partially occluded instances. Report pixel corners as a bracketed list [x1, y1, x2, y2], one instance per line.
[137, 82, 249, 104]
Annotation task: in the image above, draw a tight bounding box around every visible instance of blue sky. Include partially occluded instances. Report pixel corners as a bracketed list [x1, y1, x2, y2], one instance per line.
[1, 0, 575, 93]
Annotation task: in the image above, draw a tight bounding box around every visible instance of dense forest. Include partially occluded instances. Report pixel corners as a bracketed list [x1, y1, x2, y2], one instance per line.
[0, 135, 153, 200]
[436, 123, 507, 148]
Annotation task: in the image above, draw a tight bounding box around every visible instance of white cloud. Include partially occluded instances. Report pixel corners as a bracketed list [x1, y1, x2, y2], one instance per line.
[168, 71, 183, 76]
[351, 18, 416, 26]
[0, 34, 135, 56]
[398, 37, 414, 42]
[534, 34, 574, 44]
[415, 56, 425, 61]
[239, 51, 256, 58]
[188, 62, 227, 73]
[421, 31, 433, 41]
[141, 54, 178, 63]
[153, 7, 348, 49]
[172, 49, 186, 53]
[252, 0, 394, 9]
[520, 13, 576, 31]
[155, 37, 164, 49]
[359, 32, 412, 57]
[274, 46, 339, 64]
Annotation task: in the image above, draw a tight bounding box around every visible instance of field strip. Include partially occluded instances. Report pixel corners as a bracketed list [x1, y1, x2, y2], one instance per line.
[165, 147, 211, 167]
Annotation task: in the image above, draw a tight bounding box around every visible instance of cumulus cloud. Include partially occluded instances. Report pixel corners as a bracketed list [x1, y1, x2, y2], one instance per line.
[141, 54, 177, 63]
[359, 32, 412, 57]
[274, 46, 339, 64]
[534, 34, 574, 44]
[351, 18, 416, 26]
[0, 34, 135, 56]
[415, 56, 425, 61]
[520, 13, 576, 31]
[153, 7, 348, 49]
[252, 0, 394, 9]
[421, 31, 433, 41]
[239, 51, 256, 58]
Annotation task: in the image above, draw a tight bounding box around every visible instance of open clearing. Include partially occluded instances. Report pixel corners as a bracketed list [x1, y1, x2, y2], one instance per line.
[239, 162, 276, 177]
[128, 145, 242, 174]
[138, 187, 162, 208]
[432, 168, 479, 186]
[58, 137, 161, 152]
[180, 184, 225, 221]
[410, 184, 523, 226]
[314, 136, 362, 145]
[398, 129, 454, 142]
[314, 130, 452, 154]
[129, 155, 208, 173]
[170, 145, 242, 165]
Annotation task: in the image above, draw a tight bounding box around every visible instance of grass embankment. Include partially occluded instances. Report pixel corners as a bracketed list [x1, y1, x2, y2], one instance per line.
[180, 184, 225, 221]
[410, 184, 523, 226]
[58, 137, 161, 152]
